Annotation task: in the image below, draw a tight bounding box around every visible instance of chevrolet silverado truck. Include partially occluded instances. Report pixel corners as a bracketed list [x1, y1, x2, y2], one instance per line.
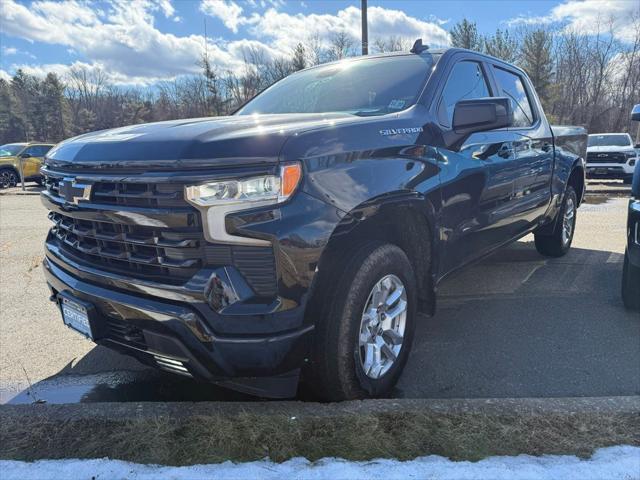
[0, 142, 54, 188]
[586, 133, 638, 184]
[622, 104, 640, 310]
[41, 45, 587, 400]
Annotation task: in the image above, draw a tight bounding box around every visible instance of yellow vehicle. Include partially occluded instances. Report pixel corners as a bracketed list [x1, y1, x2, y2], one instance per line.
[0, 142, 55, 188]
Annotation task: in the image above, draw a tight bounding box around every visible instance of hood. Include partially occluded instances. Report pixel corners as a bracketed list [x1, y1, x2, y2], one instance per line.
[587, 145, 636, 153]
[46, 113, 361, 169]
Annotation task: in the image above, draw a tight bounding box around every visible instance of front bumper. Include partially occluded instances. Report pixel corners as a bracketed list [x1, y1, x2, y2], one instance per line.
[44, 255, 313, 396]
[586, 162, 635, 179]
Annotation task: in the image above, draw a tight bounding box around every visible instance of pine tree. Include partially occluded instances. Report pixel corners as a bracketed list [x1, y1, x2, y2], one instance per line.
[450, 19, 482, 51]
[0, 79, 25, 143]
[484, 29, 519, 63]
[291, 43, 306, 71]
[520, 29, 554, 106]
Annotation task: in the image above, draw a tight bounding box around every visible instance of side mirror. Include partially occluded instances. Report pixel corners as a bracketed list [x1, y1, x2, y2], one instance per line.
[631, 104, 640, 121]
[453, 97, 513, 135]
[19, 153, 31, 159]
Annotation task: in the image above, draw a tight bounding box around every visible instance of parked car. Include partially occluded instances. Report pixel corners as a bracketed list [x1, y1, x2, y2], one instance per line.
[586, 133, 638, 184]
[0, 142, 55, 188]
[40, 45, 587, 400]
[622, 104, 640, 310]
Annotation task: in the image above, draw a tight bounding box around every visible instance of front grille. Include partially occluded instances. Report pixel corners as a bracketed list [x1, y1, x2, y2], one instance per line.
[587, 152, 627, 164]
[49, 211, 204, 283]
[44, 172, 278, 296]
[45, 176, 187, 208]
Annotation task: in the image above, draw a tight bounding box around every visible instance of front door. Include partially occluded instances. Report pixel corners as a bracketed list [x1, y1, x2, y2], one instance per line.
[20, 145, 51, 178]
[434, 58, 521, 275]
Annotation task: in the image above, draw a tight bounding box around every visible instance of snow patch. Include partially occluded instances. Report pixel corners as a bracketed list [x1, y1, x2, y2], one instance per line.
[1, 445, 638, 480]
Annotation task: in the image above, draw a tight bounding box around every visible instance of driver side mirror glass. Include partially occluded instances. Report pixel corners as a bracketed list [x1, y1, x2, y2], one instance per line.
[20, 153, 31, 158]
[631, 104, 640, 122]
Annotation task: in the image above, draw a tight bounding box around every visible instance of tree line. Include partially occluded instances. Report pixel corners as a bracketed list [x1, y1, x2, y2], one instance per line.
[1, 17, 639, 145]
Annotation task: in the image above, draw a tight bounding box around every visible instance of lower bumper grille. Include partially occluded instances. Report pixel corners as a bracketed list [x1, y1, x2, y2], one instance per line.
[153, 354, 192, 376]
[106, 317, 148, 350]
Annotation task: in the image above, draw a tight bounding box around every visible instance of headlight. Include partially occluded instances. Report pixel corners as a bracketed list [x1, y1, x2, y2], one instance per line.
[184, 162, 302, 245]
[625, 151, 637, 158]
[185, 163, 301, 207]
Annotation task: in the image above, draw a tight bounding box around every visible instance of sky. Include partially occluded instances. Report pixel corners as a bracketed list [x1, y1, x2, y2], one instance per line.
[1, 0, 639, 87]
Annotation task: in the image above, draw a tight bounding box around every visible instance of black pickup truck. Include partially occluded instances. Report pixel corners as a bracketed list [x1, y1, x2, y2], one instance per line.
[41, 46, 587, 400]
[622, 104, 640, 310]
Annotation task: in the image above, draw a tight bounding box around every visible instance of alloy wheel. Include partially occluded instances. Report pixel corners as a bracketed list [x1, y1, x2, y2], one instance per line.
[358, 274, 407, 379]
[562, 196, 575, 245]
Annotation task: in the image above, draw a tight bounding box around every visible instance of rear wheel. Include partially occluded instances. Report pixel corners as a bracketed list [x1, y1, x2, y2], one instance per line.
[535, 186, 577, 257]
[307, 242, 418, 401]
[0, 169, 18, 189]
[621, 250, 640, 311]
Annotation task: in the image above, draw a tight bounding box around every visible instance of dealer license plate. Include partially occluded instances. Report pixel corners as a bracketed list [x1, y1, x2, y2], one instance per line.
[61, 297, 93, 339]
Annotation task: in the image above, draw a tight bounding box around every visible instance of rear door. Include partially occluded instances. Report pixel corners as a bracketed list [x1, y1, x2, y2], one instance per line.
[488, 65, 554, 232]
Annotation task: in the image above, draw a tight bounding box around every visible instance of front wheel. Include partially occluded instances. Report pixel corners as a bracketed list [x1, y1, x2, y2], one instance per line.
[0, 169, 18, 189]
[621, 250, 640, 311]
[535, 186, 577, 257]
[307, 243, 418, 401]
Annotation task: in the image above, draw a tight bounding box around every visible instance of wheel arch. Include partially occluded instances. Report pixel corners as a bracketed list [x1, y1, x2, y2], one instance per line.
[308, 193, 439, 318]
[567, 161, 586, 206]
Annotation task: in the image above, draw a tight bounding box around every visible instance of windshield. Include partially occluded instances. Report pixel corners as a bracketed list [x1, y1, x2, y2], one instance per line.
[588, 134, 632, 147]
[0, 144, 25, 157]
[237, 54, 438, 117]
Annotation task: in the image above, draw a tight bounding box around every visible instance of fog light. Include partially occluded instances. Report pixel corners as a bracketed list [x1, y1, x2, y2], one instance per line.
[629, 158, 636, 166]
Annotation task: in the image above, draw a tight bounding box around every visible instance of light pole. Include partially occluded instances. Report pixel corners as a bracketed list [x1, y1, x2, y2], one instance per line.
[361, 0, 368, 55]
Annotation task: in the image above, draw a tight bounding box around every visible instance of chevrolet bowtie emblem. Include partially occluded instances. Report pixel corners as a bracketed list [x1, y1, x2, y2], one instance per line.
[59, 178, 92, 205]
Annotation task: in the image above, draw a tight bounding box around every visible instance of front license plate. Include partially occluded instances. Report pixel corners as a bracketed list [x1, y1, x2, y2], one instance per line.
[61, 297, 93, 339]
[595, 168, 608, 175]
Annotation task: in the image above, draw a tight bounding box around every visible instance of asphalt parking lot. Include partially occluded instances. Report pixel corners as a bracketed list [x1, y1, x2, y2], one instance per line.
[0, 181, 638, 404]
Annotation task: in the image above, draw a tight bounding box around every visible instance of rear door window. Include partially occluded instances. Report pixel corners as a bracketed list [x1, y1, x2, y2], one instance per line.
[438, 61, 491, 127]
[492, 67, 535, 128]
[24, 145, 51, 157]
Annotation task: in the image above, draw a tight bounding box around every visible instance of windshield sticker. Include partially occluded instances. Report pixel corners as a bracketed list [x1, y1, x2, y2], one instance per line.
[388, 99, 406, 110]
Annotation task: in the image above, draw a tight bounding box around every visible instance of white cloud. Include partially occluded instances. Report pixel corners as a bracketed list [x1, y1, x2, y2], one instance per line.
[507, 0, 640, 42]
[2, 47, 19, 56]
[0, 0, 242, 85]
[244, 5, 450, 55]
[0, 70, 12, 82]
[200, 0, 245, 33]
[1, 0, 450, 86]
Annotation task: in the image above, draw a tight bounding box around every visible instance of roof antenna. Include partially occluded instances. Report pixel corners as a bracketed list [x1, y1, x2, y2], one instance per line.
[410, 38, 429, 54]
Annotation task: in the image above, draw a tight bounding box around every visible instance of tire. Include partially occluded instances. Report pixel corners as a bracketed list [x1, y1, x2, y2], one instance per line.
[622, 250, 640, 311]
[307, 242, 418, 401]
[0, 169, 18, 189]
[535, 185, 577, 257]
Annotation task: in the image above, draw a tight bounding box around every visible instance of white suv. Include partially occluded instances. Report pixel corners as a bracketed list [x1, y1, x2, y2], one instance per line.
[586, 133, 638, 184]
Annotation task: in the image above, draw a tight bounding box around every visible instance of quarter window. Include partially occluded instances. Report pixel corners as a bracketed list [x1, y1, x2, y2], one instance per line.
[438, 61, 491, 127]
[492, 67, 535, 127]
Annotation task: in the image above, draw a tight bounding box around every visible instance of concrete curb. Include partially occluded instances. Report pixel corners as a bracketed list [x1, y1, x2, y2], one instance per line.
[1, 396, 638, 464]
